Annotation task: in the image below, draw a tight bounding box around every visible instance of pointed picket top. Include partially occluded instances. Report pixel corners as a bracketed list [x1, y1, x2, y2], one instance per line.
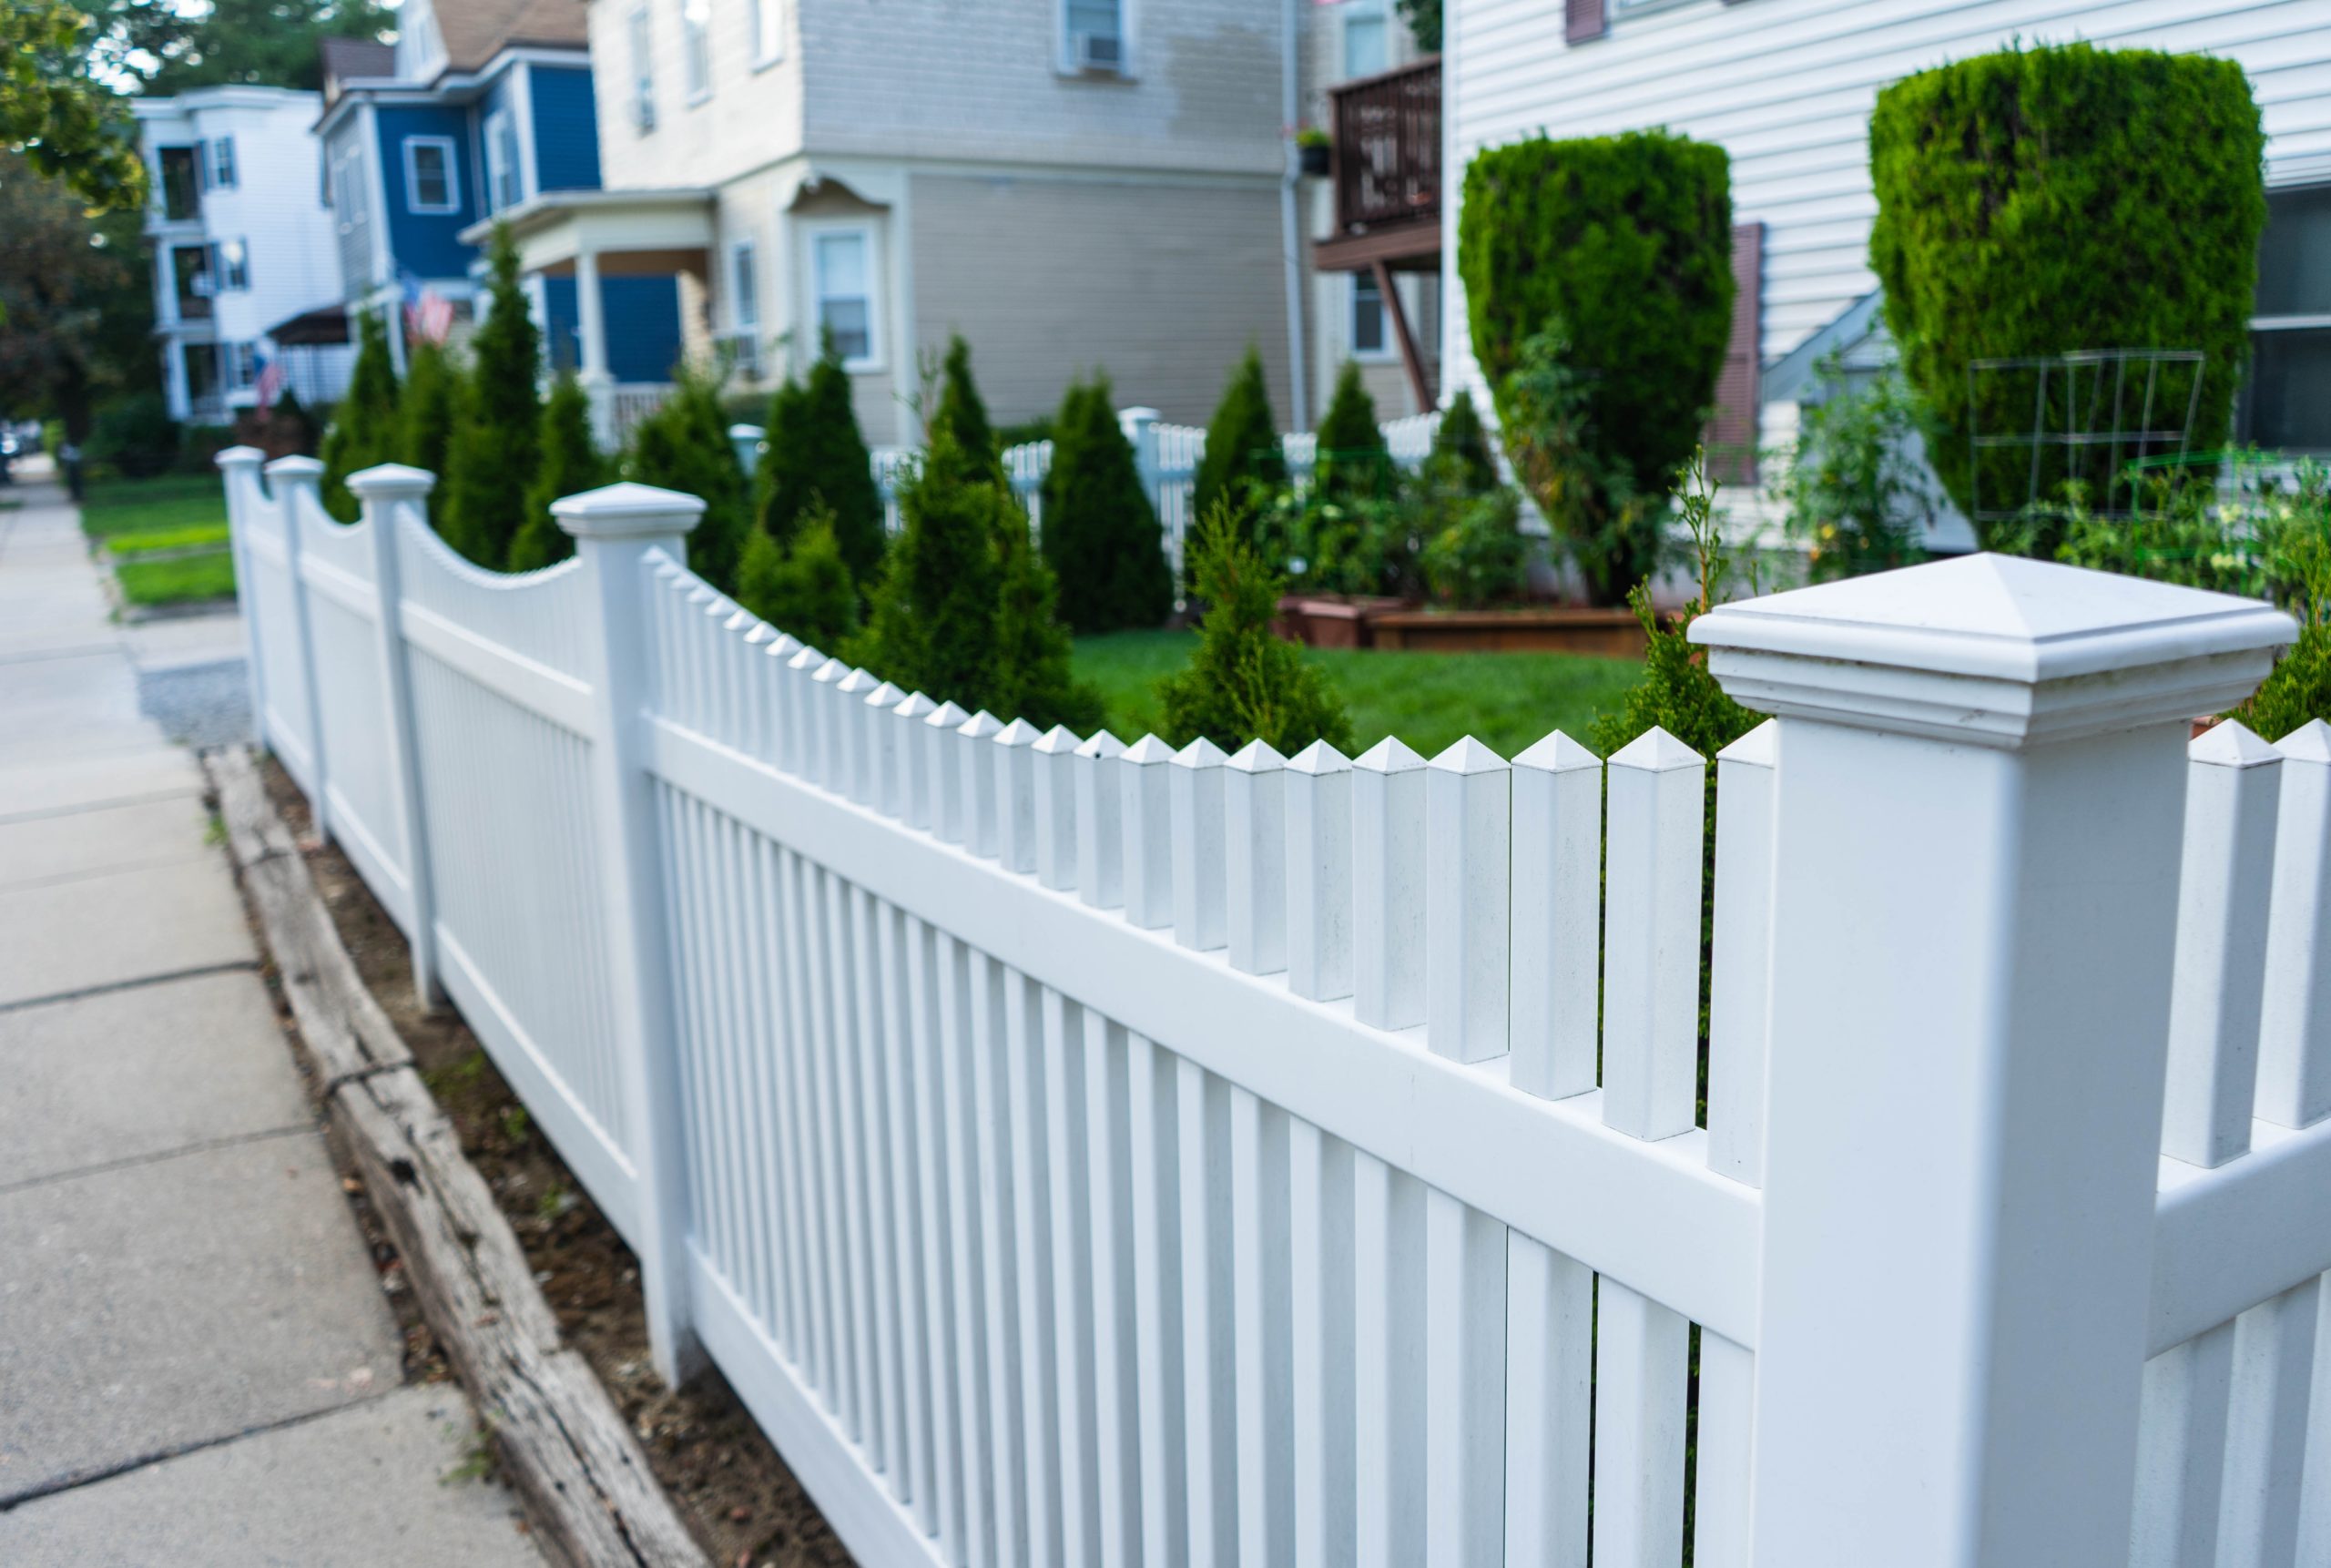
[958, 708, 1003, 740]
[704, 594, 736, 623]
[1610, 726, 1703, 773]
[1228, 738, 1287, 773]
[865, 679, 905, 708]
[787, 643, 825, 673]
[1288, 738, 1350, 775]
[724, 608, 758, 636]
[893, 690, 937, 722]
[812, 656, 849, 686]
[2190, 717, 2280, 769]
[2276, 717, 2331, 763]
[1514, 729, 1601, 773]
[995, 716, 1043, 748]
[1717, 718, 1778, 768]
[765, 630, 802, 659]
[1430, 735, 1509, 776]
[1124, 733, 1177, 766]
[926, 697, 968, 729]
[1075, 728, 1127, 760]
[686, 583, 718, 610]
[1355, 736, 1426, 774]
[1034, 723, 1083, 756]
[744, 622, 778, 650]
[652, 558, 684, 584]
[1174, 735, 1228, 769]
[836, 666, 878, 697]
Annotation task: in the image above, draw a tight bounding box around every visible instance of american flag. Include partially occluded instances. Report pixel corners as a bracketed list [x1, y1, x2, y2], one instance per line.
[402, 272, 454, 345]
[254, 354, 285, 410]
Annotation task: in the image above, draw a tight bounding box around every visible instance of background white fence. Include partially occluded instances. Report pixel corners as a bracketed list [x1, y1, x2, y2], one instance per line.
[221, 443, 2331, 1568]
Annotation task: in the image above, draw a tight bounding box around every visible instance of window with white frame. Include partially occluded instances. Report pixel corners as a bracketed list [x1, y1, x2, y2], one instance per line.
[485, 109, 522, 212]
[680, 0, 712, 100]
[227, 342, 260, 392]
[746, 0, 779, 66]
[725, 239, 762, 377]
[402, 137, 459, 214]
[208, 134, 238, 189]
[810, 227, 878, 369]
[1063, 0, 1126, 75]
[1351, 270, 1388, 357]
[628, 8, 657, 131]
[333, 145, 369, 234]
[1342, 0, 1389, 78]
[210, 238, 250, 290]
[2244, 184, 2331, 453]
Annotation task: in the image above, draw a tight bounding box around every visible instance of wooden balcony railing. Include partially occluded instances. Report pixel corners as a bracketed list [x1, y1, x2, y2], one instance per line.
[1327, 56, 1440, 260]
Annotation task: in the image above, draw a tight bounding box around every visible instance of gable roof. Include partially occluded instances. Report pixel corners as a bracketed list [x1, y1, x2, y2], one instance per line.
[318, 36, 397, 102]
[435, 0, 590, 74]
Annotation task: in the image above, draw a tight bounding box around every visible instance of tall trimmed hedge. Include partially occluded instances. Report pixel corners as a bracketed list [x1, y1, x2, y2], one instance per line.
[1457, 129, 1733, 602]
[1869, 42, 2266, 542]
[397, 339, 457, 528]
[1041, 374, 1172, 634]
[931, 332, 997, 473]
[1194, 346, 1287, 528]
[754, 344, 884, 582]
[507, 375, 606, 572]
[626, 370, 749, 592]
[319, 309, 399, 522]
[441, 227, 542, 566]
[1313, 360, 1391, 502]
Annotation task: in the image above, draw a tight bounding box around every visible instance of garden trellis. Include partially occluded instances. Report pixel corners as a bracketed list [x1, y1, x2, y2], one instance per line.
[221, 443, 2331, 1568]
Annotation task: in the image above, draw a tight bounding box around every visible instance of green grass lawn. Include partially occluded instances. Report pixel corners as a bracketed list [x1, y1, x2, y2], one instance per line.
[1074, 629, 1644, 759]
[106, 521, 232, 556]
[78, 473, 229, 540]
[114, 550, 237, 606]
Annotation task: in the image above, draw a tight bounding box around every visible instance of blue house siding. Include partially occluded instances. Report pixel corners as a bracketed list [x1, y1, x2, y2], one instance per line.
[375, 105, 478, 280]
[542, 273, 682, 383]
[544, 275, 581, 372]
[529, 66, 602, 193]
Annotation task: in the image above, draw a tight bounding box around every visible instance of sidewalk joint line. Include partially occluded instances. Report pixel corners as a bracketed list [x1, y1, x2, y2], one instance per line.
[0, 960, 260, 1017]
[0, 786, 208, 829]
[0, 1123, 313, 1201]
[0, 849, 222, 895]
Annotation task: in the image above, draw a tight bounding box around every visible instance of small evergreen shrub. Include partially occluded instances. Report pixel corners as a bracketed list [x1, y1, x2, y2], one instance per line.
[1158, 503, 1354, 755]
[1868, 43, 2266, 540]
[737, 504, 861, 649]
[991, 512, 1104, 731]
[1458, 129, 1734, 602]
[507, 375, 606, 572]
[1420, 488, 1530, 608]
[440, 227, 543, 565]
[625, 369, 750, 592]
[319, 309, 400, 520]
[1313, 361, 1393, 502]
[931, 332, 998, 473]
[1041, 374, 1173, 634]
[754, 344, 884, 581]
[1430, 388, 1499, 494]
[397, 339, 458, 528]
[1193, 346, 1288, 531]
[1773, 359, 1932, 582]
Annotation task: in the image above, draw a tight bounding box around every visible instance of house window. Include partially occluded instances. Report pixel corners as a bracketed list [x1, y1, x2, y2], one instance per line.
[628, 7, 657, 131]
[158, 147, 201, 219]
[333, 146, 369, 234]
[209, 134, 238, 189]
[2244, 185, 2331, 453]
[725, 239, 762, 378]
[811, 227, 878, 369]
[1352, 271, 1388, 357]
[1063, 0, 1126, 75]
[747, 0, 779, 66]
[402, 137, 459, 215]
[227, 342, 260, 392]
[1343, 0, 1389, 78]
[485, 109, 522, 212]
[210, 239, 250, 290]
[680, 0, 712, 100]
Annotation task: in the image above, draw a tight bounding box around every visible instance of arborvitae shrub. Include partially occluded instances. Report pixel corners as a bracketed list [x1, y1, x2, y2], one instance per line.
[1431, 388, 1499, 494]
[624, 369, 750, 592]
[397, 339, 458, 528]
[1041, 375, 1172, 634]
[991, 511, 1104, 731]
[1869, 43, 2266, 543]
[1193, 346, 1287, 531]
[1313, 361, 1392, 502]
[931, 332, 997, 473]
[1458, 129, 1733, 602]
[756, 345, 884, 580]
[737, 504, 861, 649]
[507, 375, 606, 572]
[440, 227, 543, 565]
[319, 309, 400, 521]
[1158, 503, 1354, 755]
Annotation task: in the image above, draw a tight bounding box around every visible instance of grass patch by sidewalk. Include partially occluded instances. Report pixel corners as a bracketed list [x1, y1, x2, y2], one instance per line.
[79, 473, 229, 540]
[107, 521, 231, 556]
[1074, 628, 1644, 759]
[115, 550, 236, 606]
[81, 474, 237, 608]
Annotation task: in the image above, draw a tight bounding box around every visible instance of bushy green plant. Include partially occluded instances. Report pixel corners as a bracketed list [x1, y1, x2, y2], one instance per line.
[1193, 346, 1287, 531]
[1313, 360, 1393, 502]
[2004, 453, 2330, 603]
[87, 391, 179, 479]
[506, 375, 606, 572]
[991, 512, 1104, 731]
[318, 309, 399, 519]
[1430, 388, 1499, 494]
[440, 227, 542, 565]
[1458, 129, 1734, 602]
[1158, 503, 1355, 755]
[754, 343, 883, 580]
[1773, 359, 1931, 581]
[1256, 485, 1410, 598]
[1868, 42, 2266, 541]
[396, 338, 457, 526]
[1042, 374, 1172, 633]
[1498, 325, 1663, 600]
[931, 332, 997, 473]
[624, 369, 750, 591]
[1420, 488, 1530, 608]
[737, 504, 861, 649]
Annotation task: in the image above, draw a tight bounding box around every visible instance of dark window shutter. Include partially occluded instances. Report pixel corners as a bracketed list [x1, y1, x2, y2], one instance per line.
[1565, 0, 1605, 45]
[1705, 220, 1763, 486]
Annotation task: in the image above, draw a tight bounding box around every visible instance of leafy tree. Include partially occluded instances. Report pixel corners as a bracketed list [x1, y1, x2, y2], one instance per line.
[754, 343, 883, 579]
[624, 369, 749, 590]
[738, 504, 860, 649]
[1458, 129, 1734, 602]
[440, 227, 542, 565]
[0, 155, 150, 437]
[1430, 388, 1498, 494]
[95, 0, 391, 94]
[396, 338, 457, 525]
[1194, 346, 1287, 530]
[1313, 360, 1392, 502]
[2, 2, 145, 210]
[507, 375, 606, 572]
[1158, 503, 1354, 755]
[931, 332, 997, 473]
[1869, 43, 2265, 544]
[1041, 374, 1172, 634]
[318, 308, 399, 521]
[1394, 0, 1440, 53]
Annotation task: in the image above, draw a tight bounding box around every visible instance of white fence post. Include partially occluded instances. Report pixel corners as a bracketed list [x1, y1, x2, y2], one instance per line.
[214, 447, 272, 750]
[348, 463, 443, 1009]
[1118, 405, 1161, 514]
[728, 422, 766, 475]
[1693, 556, 2295, 1567]
[264, 453, 333, 840]
[553, 480, 708, 1386]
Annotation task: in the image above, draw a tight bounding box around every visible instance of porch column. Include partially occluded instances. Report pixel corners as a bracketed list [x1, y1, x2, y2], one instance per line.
[575, 246, 615, 449]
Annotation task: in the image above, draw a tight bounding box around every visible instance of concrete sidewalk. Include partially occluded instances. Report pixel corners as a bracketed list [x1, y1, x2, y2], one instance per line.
[0, 480, 544, 1566]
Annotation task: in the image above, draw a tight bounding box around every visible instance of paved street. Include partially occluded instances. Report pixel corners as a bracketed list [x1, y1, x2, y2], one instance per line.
[0, 476, 543, 1566]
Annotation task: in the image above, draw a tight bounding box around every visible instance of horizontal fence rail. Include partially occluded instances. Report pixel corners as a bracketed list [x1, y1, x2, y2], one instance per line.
[218, 445, 2331, 1568]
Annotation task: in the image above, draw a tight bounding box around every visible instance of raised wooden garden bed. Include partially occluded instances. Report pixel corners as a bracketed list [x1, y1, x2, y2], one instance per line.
[1277, 596, 1649, 658]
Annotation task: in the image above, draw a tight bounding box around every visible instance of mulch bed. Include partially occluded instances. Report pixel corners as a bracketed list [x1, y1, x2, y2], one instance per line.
[254, 758, 852, 1568]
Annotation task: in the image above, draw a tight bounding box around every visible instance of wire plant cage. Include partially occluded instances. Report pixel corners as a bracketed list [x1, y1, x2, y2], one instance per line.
[1967, 349, 2207, 524]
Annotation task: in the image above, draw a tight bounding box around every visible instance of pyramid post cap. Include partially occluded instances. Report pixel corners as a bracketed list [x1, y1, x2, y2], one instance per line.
[958, 709, 1003, 738]
[1287, 738, 1352, 775]
[214, 445, 267, 468]
[1354, 737, 1426, 773]
[1174, 736, 1228, 769]
[1513, 730, 1602, 773]
[347, 463, 435, 497]
[925, 698, 970, 727]
[2190, 717, 2281, 769]
[1075, 728, 1127, 759]
[2275, 717, 2331, 763]
[721, 606, 756, 631]
[786, 643, 825, 670]
[865, 680, 905, 707]
[765, 631, 802, 657]
[1033, 724, 1084, 755]
[811, 657, 849, 683]
[1430, 736, 1509, 775]
[995, 717, 1043, 745]
[1610, 726, 1705, 773]
[263, 453, 326, 479]
[551, 481, 707, 539]
[1716, 718, 1778, 768]
[1123, 734, 1178, 765]
[1228, 738, 1288, 771]
[743, 622, 777, 647]
[836, 666, 877, 694]
[892, 690, 938, 719]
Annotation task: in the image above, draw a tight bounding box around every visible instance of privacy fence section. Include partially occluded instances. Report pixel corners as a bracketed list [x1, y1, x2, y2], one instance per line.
[219, 443, 2331, 1568]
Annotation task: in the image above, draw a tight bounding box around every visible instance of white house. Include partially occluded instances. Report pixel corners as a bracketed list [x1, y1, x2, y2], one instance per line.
[134, 87, 353, 424]
[1440, 0, 2331, 537]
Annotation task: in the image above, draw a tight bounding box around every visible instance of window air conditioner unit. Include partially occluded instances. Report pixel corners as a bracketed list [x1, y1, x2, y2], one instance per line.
[1072, 31, 1124, 75]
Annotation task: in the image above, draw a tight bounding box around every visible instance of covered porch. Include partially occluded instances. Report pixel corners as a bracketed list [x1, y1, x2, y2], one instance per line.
[465, 188, 714, 448]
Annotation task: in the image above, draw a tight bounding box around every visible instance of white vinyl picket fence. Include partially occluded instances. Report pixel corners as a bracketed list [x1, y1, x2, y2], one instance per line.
[220, 443, 2331, 1568]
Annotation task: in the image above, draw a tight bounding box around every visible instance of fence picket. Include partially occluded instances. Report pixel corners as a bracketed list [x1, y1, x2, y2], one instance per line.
[1285, 742, 1354, 1004]
[1353, 739, 1427, 1032]
[1179, 1060, 1238, 1568]
[1602, 728, 1705, 1142]
[1503, 1234, 1591, 1568]
[784, 643, 825, 778]
[1035, 726, 1083, 893]
[904, 915, 968, 1558]
[1044, 991, 1102, 1567]
[1226, 741, 1288, 977]
[1708, 722, 1778, 1186]
[1693, 1329, 1756, 1568]
[851, 888, 907, 1486]
[1172, 739, 1230, 953]
[962, 712, 1006, 860]
[867, 681, 907, 816]
[1232, 1088, 1295, 1568]
[1125, 1032, 1190, 1568]
[933, 932, 996, 1568]
[1426, 739, 1510, 1065]
[926, 699, 971, 845]
[1288, 1120, 1354, 1568]
[1423, 1190, 1504, 1568]
[1511, 732, 1600, 1103]
[2260, 720, 2331, 1131]
[1082, 1012, 1142, 1567]
[2219, 1278, 2321, 1563]
[1005, 975, 1065, 1568]
[996, 718, 1044, 875]
[1122, 736, 1177, 931]
[1074, 731, 1127, 911]
[970, 954, 1031, 1565]
[2133, 1322, 2237, 1566]
[894, 692, 938, 830]
[1591, 1278, 1689, 1568]
[1352, 1154, 1425, 1568]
